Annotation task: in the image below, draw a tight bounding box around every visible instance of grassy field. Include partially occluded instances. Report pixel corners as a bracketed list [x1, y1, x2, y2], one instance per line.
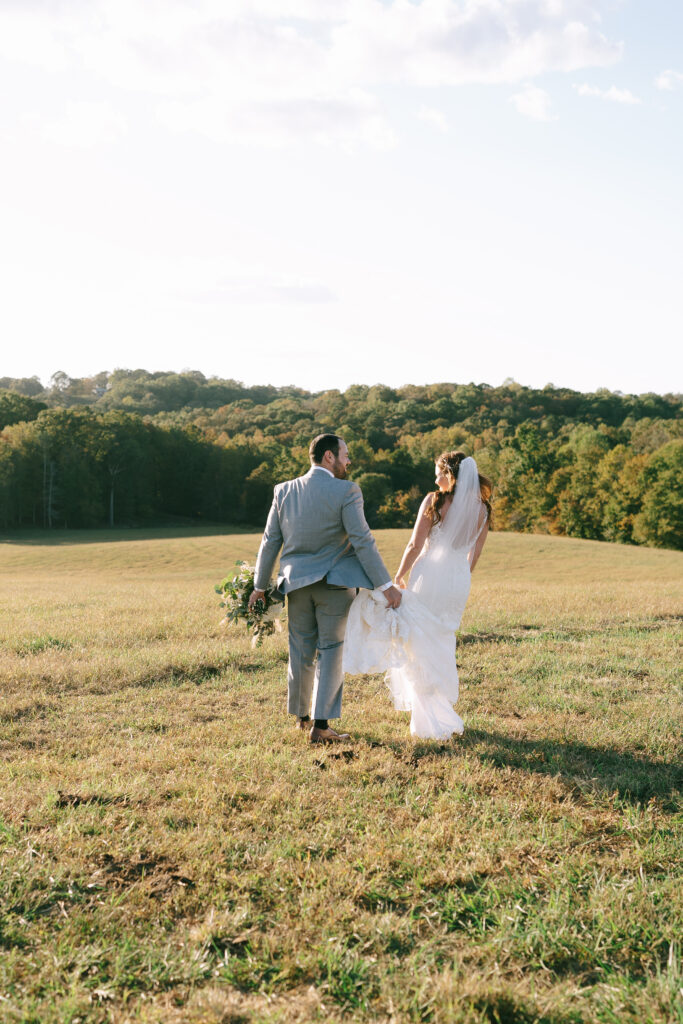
[0, 527, 681, 1024]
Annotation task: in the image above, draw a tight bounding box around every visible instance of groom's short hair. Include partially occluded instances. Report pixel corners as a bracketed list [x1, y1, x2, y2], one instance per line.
[309, 433, 341, 464]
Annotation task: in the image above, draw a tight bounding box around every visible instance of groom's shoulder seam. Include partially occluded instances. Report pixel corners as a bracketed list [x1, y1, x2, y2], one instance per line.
[273, 477, 296, 496]
[275, 472, 315, 494]
[330, 476, 356, 487]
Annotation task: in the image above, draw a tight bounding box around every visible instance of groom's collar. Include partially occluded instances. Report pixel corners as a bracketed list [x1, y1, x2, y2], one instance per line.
[310, 465, 334, 478]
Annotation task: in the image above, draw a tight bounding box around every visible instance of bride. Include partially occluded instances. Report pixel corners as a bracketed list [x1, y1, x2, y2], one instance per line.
[343, 452, 491, 740]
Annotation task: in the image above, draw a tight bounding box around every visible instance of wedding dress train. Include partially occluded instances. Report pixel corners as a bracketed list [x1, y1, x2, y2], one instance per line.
[343, 543, 470, 739]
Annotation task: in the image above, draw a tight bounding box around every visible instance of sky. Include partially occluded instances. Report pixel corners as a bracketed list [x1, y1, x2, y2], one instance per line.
[1, 0, 682, 396]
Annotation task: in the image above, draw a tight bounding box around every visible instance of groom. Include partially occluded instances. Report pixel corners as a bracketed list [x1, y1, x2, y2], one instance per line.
[248, 433, 401, 744]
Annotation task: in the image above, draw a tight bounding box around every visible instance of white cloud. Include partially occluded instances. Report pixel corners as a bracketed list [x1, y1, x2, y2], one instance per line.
[332, 1, 621, 88]
[42, 101, 127, 147]
[158, 89, 396, 151]
[510, 84, 557, 121]
[417, 105, 449, 133]
[0, 0, 622, 148]
[161, 257, 339, 307]
[574, 83, 641, 104]
[177, 275, 338, 306]
[0, 1, 73, 72]
[655, 69, 683, 91]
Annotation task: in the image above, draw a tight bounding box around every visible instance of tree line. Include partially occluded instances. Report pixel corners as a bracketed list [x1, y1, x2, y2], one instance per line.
[0, 371, 681, 549]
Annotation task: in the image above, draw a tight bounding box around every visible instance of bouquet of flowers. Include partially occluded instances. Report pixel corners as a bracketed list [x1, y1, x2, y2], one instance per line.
[215, 561, 286, 647]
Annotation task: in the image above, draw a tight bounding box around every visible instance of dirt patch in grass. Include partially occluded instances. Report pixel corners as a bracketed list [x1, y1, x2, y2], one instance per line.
[96, 852, 195, 897]
[54, 790, 133, 809]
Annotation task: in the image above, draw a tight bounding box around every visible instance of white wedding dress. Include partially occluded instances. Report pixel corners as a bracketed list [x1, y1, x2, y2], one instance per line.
[343, 457, 486, 740]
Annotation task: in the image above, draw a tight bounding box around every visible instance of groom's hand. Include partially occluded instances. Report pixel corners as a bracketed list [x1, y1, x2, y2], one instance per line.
[248, 589, 265, 611]
[383, 584, 402, 608]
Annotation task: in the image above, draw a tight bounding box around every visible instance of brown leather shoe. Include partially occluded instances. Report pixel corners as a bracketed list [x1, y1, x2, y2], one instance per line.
[295, 717, 311, 731]
[309, 726, 351, 744]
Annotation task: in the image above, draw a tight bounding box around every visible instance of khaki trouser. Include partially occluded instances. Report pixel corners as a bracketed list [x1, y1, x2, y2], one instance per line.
[286, 580, 356, 720]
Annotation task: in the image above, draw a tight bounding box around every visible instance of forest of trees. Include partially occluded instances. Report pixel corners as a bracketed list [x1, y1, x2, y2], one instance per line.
[0, 369, 681, 549]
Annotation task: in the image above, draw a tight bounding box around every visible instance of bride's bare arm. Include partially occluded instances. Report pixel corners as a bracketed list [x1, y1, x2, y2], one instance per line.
[469, 514, 489, 572]
[394, 495, 433, 586]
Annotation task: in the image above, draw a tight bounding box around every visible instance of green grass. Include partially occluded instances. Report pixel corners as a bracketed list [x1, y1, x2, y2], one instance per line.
[0, 528, 681, 1023]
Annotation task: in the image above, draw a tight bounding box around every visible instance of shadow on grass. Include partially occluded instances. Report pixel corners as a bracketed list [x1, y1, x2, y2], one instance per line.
[469, 729, 681, 807]
[458, 625, 542, 645]
[468, 993, 583, 1024]
[124, 661, 230, 688]
[364, 730, 682, 808]
[0, 524, 255, 546]
[458, 616, 683, 646]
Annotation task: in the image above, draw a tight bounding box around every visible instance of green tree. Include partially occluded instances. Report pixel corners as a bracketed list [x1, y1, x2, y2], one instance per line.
[92, 412, 152, 526]
[242, 462, 276, 523]
[376, 486, 422, 528]
[354, 472, 392, 527]
[597, 446, 647, 544]
[0, 390, 47, 430]
[495, 422, 555, 532]
[548, 426, 613, 539]
[632, 440, 683, 549]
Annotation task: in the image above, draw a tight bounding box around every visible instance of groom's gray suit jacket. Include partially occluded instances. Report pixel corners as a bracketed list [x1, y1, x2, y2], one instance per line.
[254, 467, 390, 594]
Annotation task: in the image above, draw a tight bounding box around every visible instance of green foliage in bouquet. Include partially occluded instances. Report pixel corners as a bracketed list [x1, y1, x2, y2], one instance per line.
[215, 561, 285, 647]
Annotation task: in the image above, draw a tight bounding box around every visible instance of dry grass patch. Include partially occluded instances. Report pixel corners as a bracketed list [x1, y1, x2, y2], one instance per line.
[0, 528, 681, 1023]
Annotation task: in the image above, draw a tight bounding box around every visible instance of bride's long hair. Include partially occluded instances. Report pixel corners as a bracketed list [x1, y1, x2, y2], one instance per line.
[426, 451, 493, 527]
